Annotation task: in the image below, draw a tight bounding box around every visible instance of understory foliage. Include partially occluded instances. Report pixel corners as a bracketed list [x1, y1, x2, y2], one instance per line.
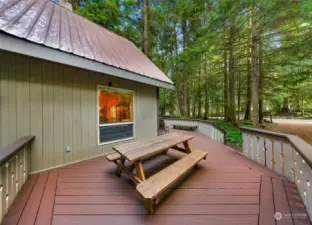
[213, 120, 252, 147]
[78, 0, 312, 125]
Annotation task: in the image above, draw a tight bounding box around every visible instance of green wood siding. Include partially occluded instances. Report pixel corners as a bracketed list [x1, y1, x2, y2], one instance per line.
[0, 50, 157, 173]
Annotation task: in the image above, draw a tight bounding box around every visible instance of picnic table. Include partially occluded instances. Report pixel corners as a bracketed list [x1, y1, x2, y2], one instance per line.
[106, 133, 208, 213]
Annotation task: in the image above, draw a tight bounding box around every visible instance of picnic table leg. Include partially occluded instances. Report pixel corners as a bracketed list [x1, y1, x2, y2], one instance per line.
[144, 199, 154, 213]
[116, 157, 126, 177]
[162, 149, 168, 155]
[183, 140, 192, 154]
[135, 161, 145, 181]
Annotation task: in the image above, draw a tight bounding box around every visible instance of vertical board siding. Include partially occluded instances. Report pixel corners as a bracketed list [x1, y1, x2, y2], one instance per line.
[30, 58, 44, 172]
[0, 50, 157, 173]
[15, 55, 25, 140]
[135, 86, 157, 139]
[87, 72, 94, 158]
[72, 69, 82, 162]
[53, 64, 64, 167]
[42, 61, 54, 169]
[1, 53, 10, 148]
[63, 66, 73, 164]
[88, 72, 98, 157]
[80, 72, 90, 160]
[8, 53, 17, 145]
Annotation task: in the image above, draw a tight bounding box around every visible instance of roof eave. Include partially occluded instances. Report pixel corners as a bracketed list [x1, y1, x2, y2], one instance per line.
[0, 33, 175, 90]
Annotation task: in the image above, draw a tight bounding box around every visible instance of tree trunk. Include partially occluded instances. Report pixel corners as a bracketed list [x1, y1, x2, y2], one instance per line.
[244, 63, 252, 120]
[197, 67, 202, 118]
[182, 18, 188, 117]
[204, 86, 209, 119]
[281, 97, 290, 113]
[192, 80, 196, 117]
[258, 40, 264, 124]
[223, 27, 228, 121]
[227, 18, 236, 122]
[204, 57, 209, 120]
[251, 14, 259, 126]
[72, 0, 79, 10]
[143, 0, 148, 56]
[237, 72, 241, 120]
[301, 96, 304, 116]
[176, 84, 183, 116]
[244, 15, 252, 120]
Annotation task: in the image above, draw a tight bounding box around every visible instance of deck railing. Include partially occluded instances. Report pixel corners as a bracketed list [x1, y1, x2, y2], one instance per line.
[240, 127, 312, 220]
[0, 136, 35, 223]
[162, 117, 226, 144]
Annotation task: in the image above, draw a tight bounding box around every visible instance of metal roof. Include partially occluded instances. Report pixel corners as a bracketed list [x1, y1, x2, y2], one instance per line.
[0, 0, 173, 86]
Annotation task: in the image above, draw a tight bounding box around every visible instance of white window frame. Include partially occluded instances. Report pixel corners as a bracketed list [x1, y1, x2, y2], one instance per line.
[97, 85, 135, 145]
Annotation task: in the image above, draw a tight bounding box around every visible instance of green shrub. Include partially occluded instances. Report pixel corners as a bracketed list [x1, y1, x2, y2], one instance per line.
[212, 120, 252, 147]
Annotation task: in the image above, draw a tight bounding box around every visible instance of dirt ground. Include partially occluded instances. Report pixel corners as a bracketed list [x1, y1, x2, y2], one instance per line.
[264, 119, 312, 145]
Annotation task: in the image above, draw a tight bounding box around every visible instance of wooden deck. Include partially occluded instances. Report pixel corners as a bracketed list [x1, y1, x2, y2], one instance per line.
[3, 131, 310, 225]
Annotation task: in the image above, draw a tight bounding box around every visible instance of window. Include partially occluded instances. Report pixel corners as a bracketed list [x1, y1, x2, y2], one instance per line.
[97, 86, 134, 144]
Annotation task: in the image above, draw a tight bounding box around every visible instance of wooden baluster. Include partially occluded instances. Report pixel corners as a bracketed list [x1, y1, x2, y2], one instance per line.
[244, 134, 249, 156]
[298, 158, 311, 214]
[291, 146, 295, 182]
[306, 178, 312, 219]
[304, 188, 307, 206]
[15, 154, 19, 193]
[250, 135, 254, 160]
[5, 162, 9, 213]
[215, 129, 217, 141]
[282, 142, 293, 180]
[271, 140, 275, 170]
[23, 148, 26, 182]
[256, 136, 260, 163]
[10, 158, 15, 206]
[262, 137, 266, 166]
[219, 132, 221, 143]
[281, 142, 285, 176]
[19, 150, 23, 189]
[0, 167, 3, 223]
[295, 152, 305, 200]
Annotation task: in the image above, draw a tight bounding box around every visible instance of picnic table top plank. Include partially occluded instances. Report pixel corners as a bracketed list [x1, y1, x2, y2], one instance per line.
[114, 133, 179, 152]
[113, 134, 193, 163]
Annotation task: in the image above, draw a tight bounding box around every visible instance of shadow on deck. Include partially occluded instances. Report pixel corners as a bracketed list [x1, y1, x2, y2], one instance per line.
[3, 130, 310, 225]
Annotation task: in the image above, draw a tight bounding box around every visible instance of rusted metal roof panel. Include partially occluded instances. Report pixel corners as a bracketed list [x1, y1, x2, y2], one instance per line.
[0, 0, 173, 85]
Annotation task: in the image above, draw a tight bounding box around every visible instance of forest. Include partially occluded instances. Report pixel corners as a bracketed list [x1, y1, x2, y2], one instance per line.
[74, 0, 312, 127]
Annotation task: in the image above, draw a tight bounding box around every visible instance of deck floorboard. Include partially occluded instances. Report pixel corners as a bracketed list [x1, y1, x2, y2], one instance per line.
[2, 130, 310, 225]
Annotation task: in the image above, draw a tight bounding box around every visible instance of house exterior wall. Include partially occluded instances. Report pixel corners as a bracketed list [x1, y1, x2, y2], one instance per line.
[0, 50, 158, 173]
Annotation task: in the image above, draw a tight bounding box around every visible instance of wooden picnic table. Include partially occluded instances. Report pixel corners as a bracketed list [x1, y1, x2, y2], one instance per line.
[108, 133, 208, 213]
[111, 133, 193, 184]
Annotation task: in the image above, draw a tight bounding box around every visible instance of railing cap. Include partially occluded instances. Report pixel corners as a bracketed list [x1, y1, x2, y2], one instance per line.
[161, 117, 226, 134]
[0, 136, 35, 165]
[240, 126, 312, 169]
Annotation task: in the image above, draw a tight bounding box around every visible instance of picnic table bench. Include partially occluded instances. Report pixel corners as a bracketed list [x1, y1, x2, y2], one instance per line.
[105, 133, 208, 213]
[173, 124, 198, 131]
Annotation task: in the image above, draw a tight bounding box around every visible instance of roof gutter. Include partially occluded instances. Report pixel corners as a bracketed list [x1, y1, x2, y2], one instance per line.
[0, 33, 175, 90]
